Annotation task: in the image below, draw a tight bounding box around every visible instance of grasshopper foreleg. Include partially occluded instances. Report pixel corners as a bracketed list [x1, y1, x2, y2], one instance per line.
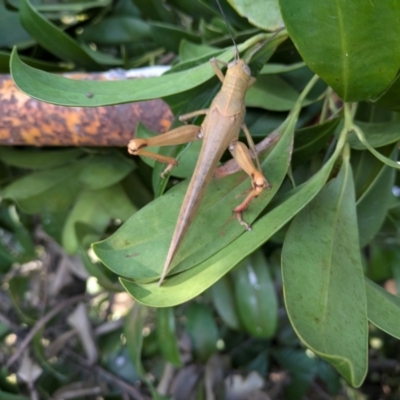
[241, 123, 262, 172]
[128, 124, 201, 177]
[179, 108, 209, 123]
[229, 140, 271, 231]
[209, 58, 228, 82]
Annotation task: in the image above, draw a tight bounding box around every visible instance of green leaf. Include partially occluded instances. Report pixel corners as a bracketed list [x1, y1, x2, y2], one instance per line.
[233, 251, 278, 338]
[245, 74, 306, 111]
[62, 189, 109, 253]
[348, 120, 400, 149]
[353, 146, 397, 246]
[0, 391, 30, 400]
[0, 148, 83, 170]
[382, 245, 400, 293]
[150, 22, 201, 52]
[185, 303, 218, 362]
[210, 274, 241, 330]
[80, 16, 151, 45]
[40, 209, 68, 243]
[8, 0, 113, 13]
[352, 124, 400, 170]
[246, 111, 286, 139]
[368, 244, 395, 283]
[78, 153, 135, 190]
[0, 5, 31, 47]
[80, 43, 122, 66]
[352, 146, 393, 200]
[94, 107, 295, 283]
[0, 321, 10, 340]
[5, 205, 36, 259]
[179, 40, 219, 63]
[200, 18, 227, 42]
[0, 242, 17, 273]
[282, 154, 368, 387]
[58, 0, 113, 12]
[62, 185, 136, 253]
[103, 0, 137, 17]
[279, 0, 400, 101]
[354, 101, 398, 124]
[273, 348, 318, 398]
[169, 0, 215, 21]
[292, 116, 341, 165]
[10, 47, 233, 106]
[76, 223, 121, 291]
[228, 0, 283, 31]
[124, 304, 145, 378]
[156, 308, 182, 366]
[388, 200, 400, 233]
[374, 74, 400, 111]
[3, 163, 83, 213]
[0, 50, 73, 73]
[9, 276, 37, 325]
[259, 62, 306, 75]
[118, 128, 342, 307]
[0, 210, 32, 271]
[32, 333, 67, 381]
[365, 278, 400, 340]
[19, 0, 101, 69]
[133, 0, 175, 23]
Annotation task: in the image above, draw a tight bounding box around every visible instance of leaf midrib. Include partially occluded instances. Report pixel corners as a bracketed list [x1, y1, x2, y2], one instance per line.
[335, 0, 349, 99]
[320, 162, 349, 350]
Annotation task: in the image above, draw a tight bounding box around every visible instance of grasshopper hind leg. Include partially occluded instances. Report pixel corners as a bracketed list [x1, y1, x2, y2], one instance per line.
[229, 140, 271, 230]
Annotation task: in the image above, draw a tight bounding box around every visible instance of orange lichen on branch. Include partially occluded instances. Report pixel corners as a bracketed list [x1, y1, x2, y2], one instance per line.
[0, 73, 173, 146]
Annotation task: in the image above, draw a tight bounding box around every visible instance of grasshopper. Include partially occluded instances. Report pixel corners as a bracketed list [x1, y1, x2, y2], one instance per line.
[128, 4, 270, 286]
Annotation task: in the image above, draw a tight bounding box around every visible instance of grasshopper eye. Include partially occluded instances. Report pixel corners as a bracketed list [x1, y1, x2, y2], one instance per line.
[242, 64, 251, 76]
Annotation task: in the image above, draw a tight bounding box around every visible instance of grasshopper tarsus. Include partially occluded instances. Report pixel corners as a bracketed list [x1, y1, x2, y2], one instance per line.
[235, 209, 252, 231]
[161, 163, 175, 179]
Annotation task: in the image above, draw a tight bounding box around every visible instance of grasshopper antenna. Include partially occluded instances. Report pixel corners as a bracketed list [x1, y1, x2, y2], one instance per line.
[215, 0, 239, 60]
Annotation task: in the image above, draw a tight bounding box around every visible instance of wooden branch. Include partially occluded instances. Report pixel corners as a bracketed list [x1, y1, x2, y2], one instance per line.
[0, 71, 173, 147]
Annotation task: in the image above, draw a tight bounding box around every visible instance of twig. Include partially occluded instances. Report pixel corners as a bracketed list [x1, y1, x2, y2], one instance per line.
[95, 364, 147, 400]
[103, 293, 115, 321]
[27, 381, 39, 400]
[266, 370, 289, 398]
[369, 359, 400, 370]
[311, 381, 333, 400]
[53, 386, 102, 399]
[157, 362, 175, 395]
[66, 350, 148, 400]
[94, 319, 124, 336]
[6, 293, 88, 368]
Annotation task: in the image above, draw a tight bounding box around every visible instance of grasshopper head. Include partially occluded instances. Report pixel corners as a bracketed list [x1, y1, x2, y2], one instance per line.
[228, 58, 251, 76]
[227, 58, 252, 77]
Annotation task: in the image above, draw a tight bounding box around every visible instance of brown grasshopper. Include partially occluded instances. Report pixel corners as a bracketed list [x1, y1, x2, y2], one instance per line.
[128, 52, 270, 285]
[128, 2, 270, 285]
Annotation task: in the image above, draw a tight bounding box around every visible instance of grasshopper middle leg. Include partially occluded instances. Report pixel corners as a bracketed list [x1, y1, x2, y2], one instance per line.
[128, 124, 201, 177]
[128, 108, 209, 177]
